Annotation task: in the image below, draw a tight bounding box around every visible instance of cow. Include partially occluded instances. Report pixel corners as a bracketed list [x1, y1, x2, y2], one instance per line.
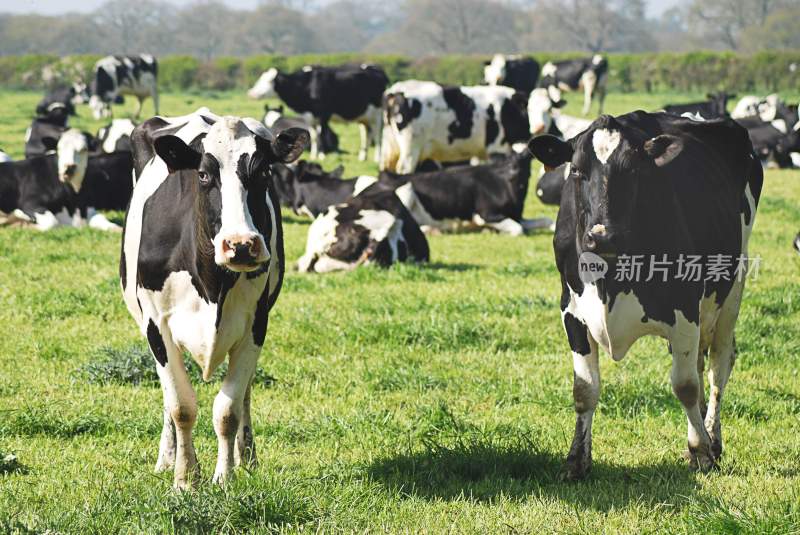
[527, 111, 762, 480]
[483, 54, 541, 94]
[731, 94, 780, 121]
[380, 80, 530, 173]
[297, 183, 429, 273]
[96, 119, 136, 153]
[89, 54, 159, 120]
[0, 129, 120, 231]
[528, 88, 592, 139]
[121, 109, 308, 489]
[275, 160, 375, 218]
[744, 121, 800, 168]
[378, 149, 551, 236]
[535, 162, 569, 206]
[248, 64, 387, 162]
[25, 117, 69, 158]
[270, 160, 344, 209]
[538, 55, 608, 115]
[662, 92, 736, 119]
[263, 105, 339, 159]
[35, 83, 88, 119]
[79, 151, 134, 211]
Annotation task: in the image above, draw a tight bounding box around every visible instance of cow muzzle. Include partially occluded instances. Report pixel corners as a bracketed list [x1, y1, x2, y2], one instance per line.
[217, 233, 270, 271]
[583, 224, 616, 256]
[61, 164, 78, 181]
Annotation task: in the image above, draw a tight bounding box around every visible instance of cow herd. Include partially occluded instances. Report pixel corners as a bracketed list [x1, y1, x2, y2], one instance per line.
[0, 52, 796, 489]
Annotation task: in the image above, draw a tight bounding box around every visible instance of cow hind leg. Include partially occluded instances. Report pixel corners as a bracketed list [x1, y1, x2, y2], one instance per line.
[150, 323, 200, 489]
[212, 341, 260, 484]
[358, 123, 369, 161]
[670, 326, 715, 472]
[564, 313, 600, 480]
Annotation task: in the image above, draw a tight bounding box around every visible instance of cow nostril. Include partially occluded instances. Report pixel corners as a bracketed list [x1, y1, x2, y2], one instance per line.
[584, 232, 597, 251]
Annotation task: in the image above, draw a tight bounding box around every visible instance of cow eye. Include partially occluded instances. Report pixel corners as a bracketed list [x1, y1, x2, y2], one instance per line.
[198, 171, 209, 185]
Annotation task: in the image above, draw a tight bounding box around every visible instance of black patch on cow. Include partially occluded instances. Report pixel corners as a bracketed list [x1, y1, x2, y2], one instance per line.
[95, 67, 115, 99]
[396, 97, 422, 131]
[500, 94, 530, 145]
[146, 319, 168, 366]
[485, 104, 499, 147]
[740, 193, 752, 226]
[442, 87, 475, 144]
[563, 312, 591, 355]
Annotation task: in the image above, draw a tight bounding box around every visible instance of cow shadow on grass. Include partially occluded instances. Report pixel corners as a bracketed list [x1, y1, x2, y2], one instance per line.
[366, 440, 699, 512]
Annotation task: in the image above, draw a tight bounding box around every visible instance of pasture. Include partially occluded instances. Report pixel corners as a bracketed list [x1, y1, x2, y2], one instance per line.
[1, 89, 800, 533]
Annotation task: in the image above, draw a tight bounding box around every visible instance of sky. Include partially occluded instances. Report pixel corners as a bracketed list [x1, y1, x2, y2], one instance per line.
[2, 0, 683, 17]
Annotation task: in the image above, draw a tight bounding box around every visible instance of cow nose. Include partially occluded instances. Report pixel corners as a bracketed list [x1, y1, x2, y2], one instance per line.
[584, 224, 612, 253]
[222, 237, 262, 264]
[64, 164, 77, 177]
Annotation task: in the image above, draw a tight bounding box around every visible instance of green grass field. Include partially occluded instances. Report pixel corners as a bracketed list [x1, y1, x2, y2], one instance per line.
[1, 90, 800, 534]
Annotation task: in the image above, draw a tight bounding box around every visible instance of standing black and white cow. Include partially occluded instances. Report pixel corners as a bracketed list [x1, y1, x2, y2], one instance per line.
[528, 111, 761, 479]
[483, 54, 541, 94]
[89, 55, 159, 120]
[538, 55, 608, 115]
[378, 149, 551, 235]
[121, 109, 308, 488]
[248, 64, 387, 161]
[662, 92, 735, 119]
[380, 80, 530, 173]
[297, 183, 429, 273]
[0, 129, 120, 231]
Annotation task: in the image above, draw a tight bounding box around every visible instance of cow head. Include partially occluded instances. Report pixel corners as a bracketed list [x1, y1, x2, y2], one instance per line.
[528, 115, 685, 257]
[528, 88, 566, 135]
[89, 95, 111, 120]
[153, 117, 308, 272]
[55, 129, 94, 190]
[484, 54, 506, 86]
[71, 82, 89, 105]
[247, 68, 279, 99]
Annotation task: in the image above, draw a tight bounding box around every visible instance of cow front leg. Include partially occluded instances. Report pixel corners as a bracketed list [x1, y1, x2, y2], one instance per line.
[155, 404, 176, 473]
[212, 340, 259, 484]
[150, 323, 200, 489]
[234, 381, 257, 470]
[152, 90, 160, 116]
[563, 312, 600, 480]
[670, 327, 715, 472]
[358, 123, 369, 161]
[134, 96, 144, 119]
[371, 113, 383, 164]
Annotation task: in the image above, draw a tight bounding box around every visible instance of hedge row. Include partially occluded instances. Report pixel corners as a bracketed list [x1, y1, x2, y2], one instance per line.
[0, 51, 798, 94]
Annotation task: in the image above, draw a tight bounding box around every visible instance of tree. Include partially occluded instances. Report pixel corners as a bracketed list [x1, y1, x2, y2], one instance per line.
[741, 6, 800, 51]
[93, 0, 176, 54]
[238, 4, 319, 54]
[687, 0, 791, 50]
[174, 1, 234, 60]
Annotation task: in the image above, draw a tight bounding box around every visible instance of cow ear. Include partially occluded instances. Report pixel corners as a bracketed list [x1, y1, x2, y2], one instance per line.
[528, 135, 573, 168]
[644, 135, 684, 167]
[154, 135, 201, 172]
[41, 136, 59, 152]
[271, 127, 309, 163]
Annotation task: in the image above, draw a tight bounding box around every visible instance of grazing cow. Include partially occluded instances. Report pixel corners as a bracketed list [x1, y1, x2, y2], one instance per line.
[528, 88, 592, 139]
[378, 149, 551, 236]
[121, 110, 308, 489]
[484, 54, 541, 94]
[276, 160, 375, 218]
[538, 55, 608, 115]
[381, 80, 530, 173]
[248, 64, 387, 161]
[96, 119, 136, 153]
[662, 92, 736, 119]
[0, 129, 119, 231]
[535, 162, 569, 206]
[297, 183, 429, 273]
[89, 55, 159, 120]
[263, 105, 339, 158]
[528, 111, 762, 479]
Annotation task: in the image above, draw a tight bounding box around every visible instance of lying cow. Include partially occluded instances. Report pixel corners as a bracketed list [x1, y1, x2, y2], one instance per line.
[744, 121, 800, 168]
[528, 88, 592, 139]
[275, 160, 375, 218]
[96, 119, 136, 153]
[297, 183, 429, 273]
[121, 109, 308, 488]
[0, 129, 119, 231]
[378, 149, 551, 236]
[248, 64, 387, 161]
[662, 92, 735, 119]
[263, 105, 339, 159]
[483, 54, 540, 94]
[528, 111, 762, 479]
[538, 55, 608, 115]
[89, 54, 159, 119]
[381, 80, 530, 173]
[79, 151, 134, 211]
[731, 94, 780, 121]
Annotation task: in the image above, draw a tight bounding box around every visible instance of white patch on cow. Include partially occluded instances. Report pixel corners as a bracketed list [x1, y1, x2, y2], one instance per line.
[564, 162, 571, 180]
[355, 209, 397, 242]
[591, 128, 621, 164]
[99, 118, 135, 153]
[546, 85, 562, 104]
[790, 153, 800, 168]
[353, 175, 378, 196]
[33, 210, 59, 231]
[0, 151, 10, 163]
[247, 68, 278, 99]
[484, 54, 506, 86]
[528, 88, 554, 135]
[297, 208, 342, 272]
[263, 110, 282, 128]
[770, 119, 788, 134]
[88, 211, 122, 232]
[589, 223, 607, 236]
[541, 62, 557, 78]
[592, 54, 603, 65]
[681, 111, 706, 121]
[56, 129, 90, 190]
[536, 188, 544, 197]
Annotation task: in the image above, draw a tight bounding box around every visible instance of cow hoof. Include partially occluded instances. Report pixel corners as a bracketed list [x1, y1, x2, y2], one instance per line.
[685, 446, 717, 473]
[710, 439, 723, 461]
[563, 454, 591, 481]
